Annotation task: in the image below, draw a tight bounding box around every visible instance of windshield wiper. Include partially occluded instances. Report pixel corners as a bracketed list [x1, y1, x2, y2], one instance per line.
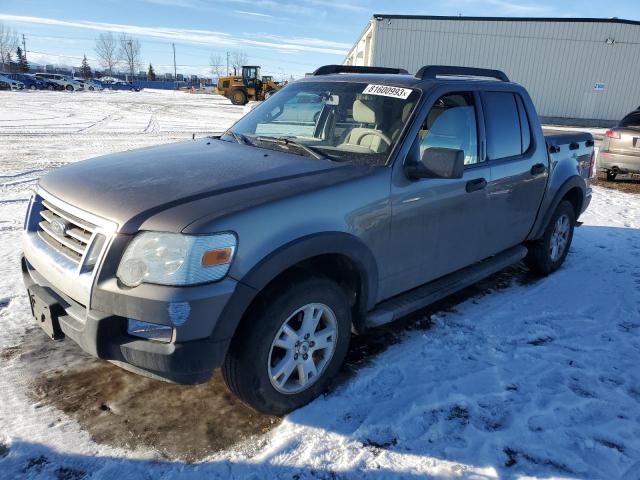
[254, 136, 327, 161]
[226, 130, 252, 146]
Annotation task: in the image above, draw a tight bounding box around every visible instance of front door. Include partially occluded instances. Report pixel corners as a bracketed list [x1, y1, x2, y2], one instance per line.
[384, 91, 492, 299]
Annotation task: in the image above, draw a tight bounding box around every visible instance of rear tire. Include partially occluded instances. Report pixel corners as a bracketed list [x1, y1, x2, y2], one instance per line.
[524, 200, 575, 275]
[230, 89, 248, 105]
[606, 170, 617, 181]
[222, 276, 351, 416]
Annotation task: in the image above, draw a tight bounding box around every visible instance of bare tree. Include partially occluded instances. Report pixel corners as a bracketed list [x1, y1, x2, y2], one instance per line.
[95, 32, 119, 76]
[209, 53, 224, 78]
[118, 33, 142, 80]
[229, 49, 248, 75]
[0, 23, 19, 70]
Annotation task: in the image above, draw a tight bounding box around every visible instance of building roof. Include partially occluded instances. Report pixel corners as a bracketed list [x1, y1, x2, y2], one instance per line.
[371, 14, 640, 27]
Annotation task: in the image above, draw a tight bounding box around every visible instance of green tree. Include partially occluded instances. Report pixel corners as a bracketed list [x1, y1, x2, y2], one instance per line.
[16, 46, 28, 72]
[147, 63, 156, 81]
[79, 55, 92, 79]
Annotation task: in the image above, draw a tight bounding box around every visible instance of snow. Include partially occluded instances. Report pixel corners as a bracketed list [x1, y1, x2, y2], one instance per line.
[1, 90, 640, 479]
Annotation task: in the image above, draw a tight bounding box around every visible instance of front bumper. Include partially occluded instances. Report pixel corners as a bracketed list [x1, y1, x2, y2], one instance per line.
[22, 255, 236, 383]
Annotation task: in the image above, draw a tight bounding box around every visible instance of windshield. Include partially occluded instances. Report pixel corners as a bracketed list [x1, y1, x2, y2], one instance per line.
[223, 81, 420, 165]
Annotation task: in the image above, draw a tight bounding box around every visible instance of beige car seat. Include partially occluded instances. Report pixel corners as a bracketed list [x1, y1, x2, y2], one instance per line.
[341, 99, 389, 153]
[391, 102, 415, 142]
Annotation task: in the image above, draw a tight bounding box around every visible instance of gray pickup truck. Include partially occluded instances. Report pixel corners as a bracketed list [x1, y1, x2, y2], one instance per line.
[22, 65, 594, 415]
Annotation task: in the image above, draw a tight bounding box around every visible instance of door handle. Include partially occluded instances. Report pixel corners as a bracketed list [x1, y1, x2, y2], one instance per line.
[530, 163, 547, 175]
[466, 178, 487, 193]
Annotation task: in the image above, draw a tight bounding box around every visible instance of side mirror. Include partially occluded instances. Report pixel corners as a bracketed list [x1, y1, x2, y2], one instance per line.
[405, 147, 465, 180]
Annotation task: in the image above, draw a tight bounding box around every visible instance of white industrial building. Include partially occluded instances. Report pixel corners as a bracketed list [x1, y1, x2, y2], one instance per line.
[345, 15, 640, 126]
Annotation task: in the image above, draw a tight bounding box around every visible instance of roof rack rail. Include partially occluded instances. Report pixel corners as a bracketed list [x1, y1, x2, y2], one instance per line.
[313, 65, 409, 76]
[415, 65, 509, 82]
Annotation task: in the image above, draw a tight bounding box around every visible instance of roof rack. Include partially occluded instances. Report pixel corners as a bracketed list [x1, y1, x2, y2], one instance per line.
[312, 65, 409, 76]
[415, 65, 509, 82]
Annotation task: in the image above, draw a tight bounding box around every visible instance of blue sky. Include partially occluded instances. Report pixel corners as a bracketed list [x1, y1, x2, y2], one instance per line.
[1, 0, 638, 79]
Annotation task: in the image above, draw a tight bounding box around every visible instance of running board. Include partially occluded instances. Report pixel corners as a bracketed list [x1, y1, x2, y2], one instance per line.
[366, 245, 528, 328]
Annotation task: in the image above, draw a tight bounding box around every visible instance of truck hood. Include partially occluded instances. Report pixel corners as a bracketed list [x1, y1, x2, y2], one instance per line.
[39, 138, 349, 233]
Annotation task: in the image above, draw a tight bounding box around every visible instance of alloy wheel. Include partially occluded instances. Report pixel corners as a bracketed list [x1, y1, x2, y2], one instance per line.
[549, 213, 570, 261]
[268, 303, 338, 394]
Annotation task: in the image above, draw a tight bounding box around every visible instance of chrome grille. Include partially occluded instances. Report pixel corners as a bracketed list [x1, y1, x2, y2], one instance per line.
[37, 199, 96, 264]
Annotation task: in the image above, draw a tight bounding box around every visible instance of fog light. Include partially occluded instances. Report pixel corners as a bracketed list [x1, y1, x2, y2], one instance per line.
[127, 319, 173, 343]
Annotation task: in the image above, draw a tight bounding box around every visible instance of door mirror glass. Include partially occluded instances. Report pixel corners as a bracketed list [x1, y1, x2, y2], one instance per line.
[405, 147, 464, 179]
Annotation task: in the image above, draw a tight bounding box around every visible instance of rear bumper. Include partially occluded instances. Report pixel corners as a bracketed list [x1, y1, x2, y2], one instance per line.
[597, 150, 640, 174]
[22, 255, 234, 384]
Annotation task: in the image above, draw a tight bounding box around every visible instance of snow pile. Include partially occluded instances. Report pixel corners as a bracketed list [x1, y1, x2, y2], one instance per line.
[1, 91, 640, 479]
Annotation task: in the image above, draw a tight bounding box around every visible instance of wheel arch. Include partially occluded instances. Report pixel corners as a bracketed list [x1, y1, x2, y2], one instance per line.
[211, 232, 379, 345]
[529, 175, 585, 240]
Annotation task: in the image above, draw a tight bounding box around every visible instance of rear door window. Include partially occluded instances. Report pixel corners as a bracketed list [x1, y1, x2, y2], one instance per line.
[481, 91, 522, 160]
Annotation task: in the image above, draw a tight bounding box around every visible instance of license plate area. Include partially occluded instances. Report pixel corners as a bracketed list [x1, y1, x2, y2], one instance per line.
[29, 288, 64, 340]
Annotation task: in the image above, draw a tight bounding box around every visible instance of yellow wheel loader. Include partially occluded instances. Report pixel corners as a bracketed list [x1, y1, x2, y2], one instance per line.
[217, 66, 285, 105]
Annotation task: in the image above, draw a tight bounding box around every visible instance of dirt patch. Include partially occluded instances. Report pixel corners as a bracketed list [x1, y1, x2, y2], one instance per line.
[29, 357, 277, 462]
[593, 172, 640, 194]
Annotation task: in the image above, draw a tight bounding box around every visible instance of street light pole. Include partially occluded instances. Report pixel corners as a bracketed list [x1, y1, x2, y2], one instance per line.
[127, 39, 133, 81]
[172, 43, 177, 86]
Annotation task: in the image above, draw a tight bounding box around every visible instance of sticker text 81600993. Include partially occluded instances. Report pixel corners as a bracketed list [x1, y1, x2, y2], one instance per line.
[362, 84, 412, 99]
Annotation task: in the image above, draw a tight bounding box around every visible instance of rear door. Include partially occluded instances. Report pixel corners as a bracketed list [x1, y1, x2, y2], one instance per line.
[481, 90, 548, 255]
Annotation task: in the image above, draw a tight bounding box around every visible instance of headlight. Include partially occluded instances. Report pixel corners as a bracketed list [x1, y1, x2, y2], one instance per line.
[117, 232, 236, 287]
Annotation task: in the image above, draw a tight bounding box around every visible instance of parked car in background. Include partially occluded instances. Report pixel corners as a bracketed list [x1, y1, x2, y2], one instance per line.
[34, 73, 83, 91]
[7, 73, 48, 90]
[40, 78, 65, 91]
[0, 74, 24, 90]
[106, 80, 142, 91]
[22, 65, 594, 415]
[73, 78, 103, 91]
[598, 108, 640, 180]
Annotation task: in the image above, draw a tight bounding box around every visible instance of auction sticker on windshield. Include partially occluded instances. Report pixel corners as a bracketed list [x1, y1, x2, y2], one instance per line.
[362, 84, 412, 99]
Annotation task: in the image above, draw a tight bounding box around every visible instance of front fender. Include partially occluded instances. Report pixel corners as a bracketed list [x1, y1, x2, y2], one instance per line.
[211, 232, 379, 342]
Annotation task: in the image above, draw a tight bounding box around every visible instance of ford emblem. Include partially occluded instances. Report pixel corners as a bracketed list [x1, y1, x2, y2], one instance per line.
[50, 218, 68, 236]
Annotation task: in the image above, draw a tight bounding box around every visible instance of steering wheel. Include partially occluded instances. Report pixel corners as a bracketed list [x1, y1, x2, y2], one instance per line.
[353, 130, 392, 149]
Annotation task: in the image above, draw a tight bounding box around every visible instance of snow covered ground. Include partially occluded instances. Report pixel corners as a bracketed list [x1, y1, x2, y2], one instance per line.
[1, 90, 640, 479]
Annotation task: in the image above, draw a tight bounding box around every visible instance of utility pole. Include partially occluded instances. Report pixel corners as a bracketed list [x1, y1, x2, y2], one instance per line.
[226, 51, 229, 76]
[22, 34, 27, 63]
[127, 39, 133, 81]
[172, 43, 177, 85]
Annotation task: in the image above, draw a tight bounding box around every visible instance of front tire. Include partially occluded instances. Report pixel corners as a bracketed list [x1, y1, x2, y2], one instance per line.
[525, 200, 575, 275]
[222, 276, 351, 415]
[65, 84, 73, 92]
[230, 89, 248, 105]
[606, 170, 617, 181]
